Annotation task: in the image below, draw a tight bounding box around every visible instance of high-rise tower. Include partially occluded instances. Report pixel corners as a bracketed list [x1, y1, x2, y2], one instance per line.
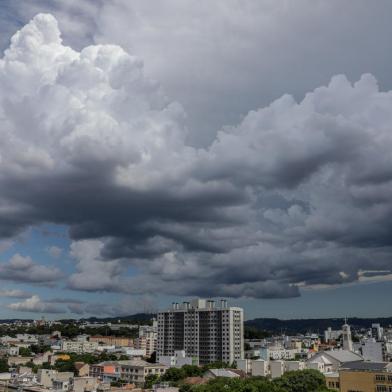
[157, 299, 244, 365]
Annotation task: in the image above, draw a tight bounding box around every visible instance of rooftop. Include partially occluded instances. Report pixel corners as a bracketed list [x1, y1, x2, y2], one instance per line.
[324, 350, 363, 363]
[340, 361, 392, 372]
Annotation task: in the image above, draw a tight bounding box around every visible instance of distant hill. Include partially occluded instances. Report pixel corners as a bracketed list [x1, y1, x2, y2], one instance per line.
[81, 313, 154, 324]
[0, 319, 33, 324]
[245, 317, 392, 335]
[1, 314, 391, 335]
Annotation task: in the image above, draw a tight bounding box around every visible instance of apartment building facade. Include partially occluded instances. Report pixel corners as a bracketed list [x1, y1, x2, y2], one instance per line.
[339, 361, 392, 392]
[157, 299, 244, 365]
[89, 336, 133, 347]
[61, 340, 98, 353]
[89, 360, 167, 386]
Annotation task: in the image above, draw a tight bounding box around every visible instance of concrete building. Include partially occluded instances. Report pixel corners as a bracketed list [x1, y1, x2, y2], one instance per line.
[75, 362, 90, 377]
[157, 299, 244, 365]
[158, 350, 198, 368]
[306, 350, 363, 373]
[270, 360, 285, 379]
[284, 361, 305, 372]
[89, 336, 133, 347]
[268, 346, 298, 360]
[204, 368, 240, 379]
[324, 327, 342, 342]
[324, 372, 340, 391]
[117, 359, 167, 386]
[371, 323, 384, 341]
[89, 362, 118, 382]
[89, 359, 167, 386]
[122, 348, 146, 357]
[342, 320, 353, 352]
[61, 340, 98, 353]
[236, 358, 269, 377]
[252, 360, 269, 377]
[72, 377, 99, 392]
[361, 338, 385, 362]
[37, 369, 73, 389]
[134, 332, 156, 357]
[339, 361, 392, 392]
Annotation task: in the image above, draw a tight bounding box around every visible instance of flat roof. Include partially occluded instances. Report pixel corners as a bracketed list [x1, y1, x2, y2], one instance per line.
[340, 361, 391, 372]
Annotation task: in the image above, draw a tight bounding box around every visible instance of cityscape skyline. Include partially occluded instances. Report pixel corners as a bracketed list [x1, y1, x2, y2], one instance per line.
[0, 1, 392, 320]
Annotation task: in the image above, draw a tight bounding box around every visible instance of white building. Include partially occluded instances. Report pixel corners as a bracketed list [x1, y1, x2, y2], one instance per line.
[306, 350, 363, 373]
[284, 361, 305, 372]
[270, 360, 285, 379]
[361, 338, 384, 362]
[252, 360, 269, 377]
[324, 327, 342, 342]
[122, 348, 146, 357]
[268, 346, 298, 360]
[158, 350, 198, 368]
[157, 299, 243, 365]
[371, 323, 384, 341]
[61, 340, 98, 353]
[116, 359, 167, 386]
[342, 320, 353, 351]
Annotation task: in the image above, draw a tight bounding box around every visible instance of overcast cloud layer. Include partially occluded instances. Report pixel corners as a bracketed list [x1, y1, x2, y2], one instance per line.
[0, 11, 391, 313]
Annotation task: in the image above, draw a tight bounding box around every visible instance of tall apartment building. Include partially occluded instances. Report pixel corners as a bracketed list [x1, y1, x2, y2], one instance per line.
[157, 299, 244, 365]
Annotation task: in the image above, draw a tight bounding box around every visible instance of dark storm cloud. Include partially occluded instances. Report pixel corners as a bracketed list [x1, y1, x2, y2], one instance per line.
[0, 12, 392, 300]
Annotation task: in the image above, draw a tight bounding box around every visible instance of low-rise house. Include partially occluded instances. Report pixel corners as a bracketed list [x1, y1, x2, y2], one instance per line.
[122, 348, 146, 357]
[61, 340, 98, 353]
[0, 373, 11, 382]
[284, 360, 305, 372]
[306, 350, 363, 373]
[33, 351, 52, 365]
[53, 378, 72, 391]
[158, 350, 198, 368]
[37, 369, 73, 389]
[8, 356, 33, 366]
[236, 359, 269, 377]
[89, 361, 118, 382]
[72, 376, 99, 392]
[75, 362, 90, 377]
[7, 346, 19, 356]
[204, 369, 240, 379]
[270, 360, 285, 379]
[117, 360, 167, 386]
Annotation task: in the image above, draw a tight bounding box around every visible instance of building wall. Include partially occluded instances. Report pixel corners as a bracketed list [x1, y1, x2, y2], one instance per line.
[270, 361, 285, 379]
[89, 336, 133, 347]
[157, 300, 243, 365]
[251, 360, 269, 377]
[340, 370, 392, 392]
[325, 374, 340, 391]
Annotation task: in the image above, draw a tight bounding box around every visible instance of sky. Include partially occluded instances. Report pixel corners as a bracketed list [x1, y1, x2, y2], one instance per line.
[0, 0, 392, 320]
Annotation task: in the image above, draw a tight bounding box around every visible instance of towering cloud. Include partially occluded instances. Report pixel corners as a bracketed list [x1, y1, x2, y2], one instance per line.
[0, 14, 391, 300]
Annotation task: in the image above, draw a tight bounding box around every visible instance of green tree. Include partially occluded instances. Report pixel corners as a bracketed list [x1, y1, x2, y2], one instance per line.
[0, 358, 9, 373]
[161, 367, 186, 382]
[274, 369, 328, 392]
[19, 347, 32, 356]
[144, 373, 160, 389]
